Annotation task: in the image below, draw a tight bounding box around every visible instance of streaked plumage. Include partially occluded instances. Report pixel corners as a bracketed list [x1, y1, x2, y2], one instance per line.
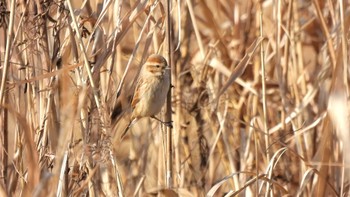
[121, 54, 170, 138]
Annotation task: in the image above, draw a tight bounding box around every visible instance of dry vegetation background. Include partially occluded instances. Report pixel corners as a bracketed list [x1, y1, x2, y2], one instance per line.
[1, 0, 350, 196]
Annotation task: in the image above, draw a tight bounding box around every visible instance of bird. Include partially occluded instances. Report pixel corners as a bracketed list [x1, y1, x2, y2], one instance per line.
[120, 54, 171, 138]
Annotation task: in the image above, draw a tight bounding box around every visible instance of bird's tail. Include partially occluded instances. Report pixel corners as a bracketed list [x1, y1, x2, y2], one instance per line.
[120, 118, 138, 139]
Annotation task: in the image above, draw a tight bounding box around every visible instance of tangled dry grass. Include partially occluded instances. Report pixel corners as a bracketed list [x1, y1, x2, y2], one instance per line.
[0, 0, 350, 196]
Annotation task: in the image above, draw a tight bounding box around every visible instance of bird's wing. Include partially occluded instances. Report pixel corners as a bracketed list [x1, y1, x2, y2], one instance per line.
[131, 77, 144, 109]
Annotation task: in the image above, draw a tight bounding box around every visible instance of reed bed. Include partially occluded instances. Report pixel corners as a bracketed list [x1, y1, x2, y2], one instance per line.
[0, 0, 350, 196]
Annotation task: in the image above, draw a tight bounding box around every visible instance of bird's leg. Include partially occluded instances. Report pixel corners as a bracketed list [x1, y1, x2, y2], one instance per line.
[151, 116, 173, 128]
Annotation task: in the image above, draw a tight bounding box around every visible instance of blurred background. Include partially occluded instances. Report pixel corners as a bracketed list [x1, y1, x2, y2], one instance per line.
[0, 0, 350, 196]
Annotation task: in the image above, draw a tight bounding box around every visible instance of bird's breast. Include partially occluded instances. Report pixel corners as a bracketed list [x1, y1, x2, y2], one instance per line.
[133, 75, 170, 117]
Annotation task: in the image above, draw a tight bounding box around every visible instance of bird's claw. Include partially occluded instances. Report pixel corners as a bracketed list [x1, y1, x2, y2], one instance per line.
[163, 121, 173, 128]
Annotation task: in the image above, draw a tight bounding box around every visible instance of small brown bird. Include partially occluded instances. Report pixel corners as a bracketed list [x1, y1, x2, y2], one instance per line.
[120, 54, 171, 138]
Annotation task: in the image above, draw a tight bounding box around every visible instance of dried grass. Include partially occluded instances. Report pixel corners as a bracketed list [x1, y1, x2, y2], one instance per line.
[0, 0, 350, 196]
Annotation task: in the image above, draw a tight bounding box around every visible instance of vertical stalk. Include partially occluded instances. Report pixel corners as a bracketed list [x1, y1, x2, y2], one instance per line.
[165, 0, 173, 188]
[258, 1, 271, 196]
[0, 0, 15, 189]
[0, 0, 15, 103]
[258, 0, 269, 162]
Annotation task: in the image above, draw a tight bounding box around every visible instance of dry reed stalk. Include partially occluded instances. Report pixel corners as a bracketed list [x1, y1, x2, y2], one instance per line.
[0, 1, 15, 191]
[1, 0, 350, 196]
[165, 0, 173, 188]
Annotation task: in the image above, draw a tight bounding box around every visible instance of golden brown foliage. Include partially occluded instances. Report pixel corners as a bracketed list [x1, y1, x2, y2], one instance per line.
[0, 0, 349, 196]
